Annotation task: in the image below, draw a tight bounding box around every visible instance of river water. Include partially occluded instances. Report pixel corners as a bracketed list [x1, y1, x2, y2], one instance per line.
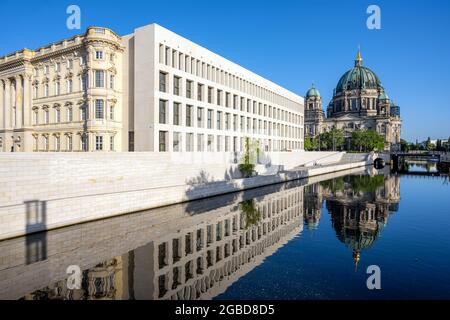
[1, 164, 449, 300]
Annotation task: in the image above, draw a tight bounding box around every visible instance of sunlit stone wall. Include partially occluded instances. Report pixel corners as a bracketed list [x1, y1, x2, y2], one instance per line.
[0, 151, 361, 240]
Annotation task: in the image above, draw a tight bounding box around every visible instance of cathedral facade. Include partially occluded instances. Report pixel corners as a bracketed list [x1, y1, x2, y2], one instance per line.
[304, 51, 402, 151]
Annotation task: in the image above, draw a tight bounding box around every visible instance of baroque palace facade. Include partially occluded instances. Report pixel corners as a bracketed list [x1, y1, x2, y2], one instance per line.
[0, 24, 304, 153]
[304, 51, 402, 151]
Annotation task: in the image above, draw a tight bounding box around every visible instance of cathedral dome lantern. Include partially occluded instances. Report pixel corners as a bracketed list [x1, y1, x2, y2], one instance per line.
[306, 84, 321, 99]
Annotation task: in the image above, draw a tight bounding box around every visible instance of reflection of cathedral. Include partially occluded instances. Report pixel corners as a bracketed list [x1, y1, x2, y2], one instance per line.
[22, 185, 304, 300]
[304, 172, 400, 268]
[304, 50, 402, 151]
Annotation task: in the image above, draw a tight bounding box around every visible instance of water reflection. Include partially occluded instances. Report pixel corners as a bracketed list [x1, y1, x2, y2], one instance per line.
[0, 167, 408, 300]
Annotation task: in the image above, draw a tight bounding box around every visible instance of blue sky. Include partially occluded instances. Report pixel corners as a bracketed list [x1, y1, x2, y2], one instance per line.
[1, 0, 449, 141]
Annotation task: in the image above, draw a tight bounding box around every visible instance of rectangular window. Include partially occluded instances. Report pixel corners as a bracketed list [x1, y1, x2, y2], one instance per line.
[95, 70, 104, 88]
[110, 136, 115, 151]
[44, 110, 49, 124]
[186, 133, 194, 152]
[109, 105, 114, 120]
[82, 75, 89, 91]
[67, 80, 73, 93]
[207, 109, 213, 129]
[217, 111, 222, 130]
[33, 110, 38, 125]
[95, 99, 104, 119]
[81, 106, 88, 121]
[159, 100, 167, 124]
[173, 132, 181, 152]
[217, 90, 222, 106]
[208, 87, 213, 104]
[81, 135, 88, 151]
[159, 71, 167, 92]
[207, 135, 214, 152]
[44, 136, 49, 151]
[55, 62, 60, 72]
[44, 84, 49, 97]
[225, 113, 231, 130]
[173, 76, 181, 96]
[186, 80, 193, 98]
[67, 59, 73, 69]
[217, 136, 222, 152]
[197, 134, 204, 152]
[56, 109, 61, 123]
[95, 136, 103, 151]
[95, 51, 104, 60]
[173, 102, 181, 126]
[55, 82, 61, 95]
[197, 84, 203, 101]
[67, 136, 73, 151]
[55, 136, 61, 151]
[186, 105, 193, 127]
[159, 131, 168, 152]
[197, 107, 204, 128]
[109, 75, 115, 89]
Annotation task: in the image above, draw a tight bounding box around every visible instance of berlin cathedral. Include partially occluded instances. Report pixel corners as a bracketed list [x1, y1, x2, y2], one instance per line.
[304, 50, 402, 151]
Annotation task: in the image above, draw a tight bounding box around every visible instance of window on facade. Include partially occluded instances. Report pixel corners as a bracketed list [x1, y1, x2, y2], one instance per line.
[95, 100, 104, 119]
[67, 80, 73, 94]
[207, 135, 214, 152]
[197, 134, 204, 152]
[173, 102, 180, 126]
[217, 111, 222, 130]
[44, 109, 49, 124]
[197, 84, 203, 101]
[55, 109, 61, 123]
[186, 133, 194, 152]
[159, 131, 168, 152]
[208, 87, 213, 104]
[217, 136, 222, 152]
[207, 109, 213, 129]
[186, 80, 193, 98]
[67, 59, 73, 69]
[109, 75, 115, 90]
[82, 75, 89, 91]
[67, 136, 73, 151]
[55, 62, 60, 72]
[95, 70, 104, 88]
[159, 100, 167, 124]
[217, 90, 222, 106]
[109, 105, 114, 120]
[44, 84, 49, 97]
[95, 51, 104, 60]
[110, 136, 115, 151]
[186, 105, 193, 127]
[55, 82, 60, 95]
[44, 65, 49, 74]
[173, 132, 181, 152]
[197, 107, 203, 128]
[55, 136, 61, 151]
[82, 135, 88, 151]
[159, 72, 167, 92]
[225, 113, 230, 130]
[173, 76, 181, 96]
[81, 106, 88, 121]
[33, 110, 39, 125]
[96, 136, 103, 151]
[44, 136, 49, 151]
[33, 136, 38, 151]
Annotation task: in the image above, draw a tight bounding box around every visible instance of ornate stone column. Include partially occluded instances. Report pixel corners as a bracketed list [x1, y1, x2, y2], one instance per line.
[4, 79, 11, 129]
[15, 75, 23, 128]
[23, 74, 32, 126]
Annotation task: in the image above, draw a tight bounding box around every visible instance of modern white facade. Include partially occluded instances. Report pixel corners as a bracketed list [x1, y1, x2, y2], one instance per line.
[0, 23, 304, 153]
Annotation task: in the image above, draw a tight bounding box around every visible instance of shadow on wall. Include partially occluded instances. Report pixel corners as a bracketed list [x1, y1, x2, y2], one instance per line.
[183, 152, 307, 216]
[24, 200, 48, 265]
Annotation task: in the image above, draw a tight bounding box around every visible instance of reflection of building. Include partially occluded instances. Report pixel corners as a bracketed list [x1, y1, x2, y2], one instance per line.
[303, 183, 323, 230]
[22, 185, 304, 300]
[306, 173, 400, 268]
[304, 50, 402, 151]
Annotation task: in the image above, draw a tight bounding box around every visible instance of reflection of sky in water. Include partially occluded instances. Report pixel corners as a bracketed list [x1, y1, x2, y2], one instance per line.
[216, 173, 450, 300]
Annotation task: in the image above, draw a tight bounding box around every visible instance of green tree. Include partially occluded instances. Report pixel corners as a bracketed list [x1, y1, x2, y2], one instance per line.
[318, 128, 344, 151]
[400, 139, 410, 152]
[448, 137, 450, 151]
[304, 137, 316, 151]
[351, 130, 385, 152]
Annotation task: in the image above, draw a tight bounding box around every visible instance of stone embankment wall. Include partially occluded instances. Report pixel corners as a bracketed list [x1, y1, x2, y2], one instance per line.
[0, 151, 370, 240]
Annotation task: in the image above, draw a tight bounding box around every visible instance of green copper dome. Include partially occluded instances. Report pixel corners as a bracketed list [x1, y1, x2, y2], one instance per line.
[378, 92, 390, 101]
[335, 51, 383, 94]
[306, 84, 321, 98]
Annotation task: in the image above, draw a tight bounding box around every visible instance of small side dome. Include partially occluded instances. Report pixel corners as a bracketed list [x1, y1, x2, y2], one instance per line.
[378, 92, 390, 101]
[306, 84, 321, 98]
